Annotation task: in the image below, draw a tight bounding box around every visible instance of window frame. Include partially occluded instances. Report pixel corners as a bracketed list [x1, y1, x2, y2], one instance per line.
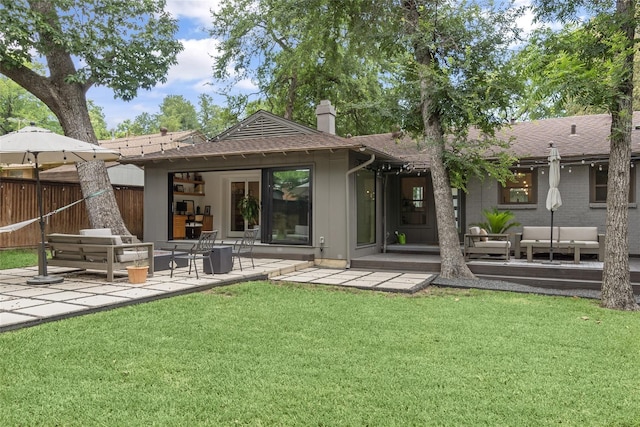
[499, 168, 538, 205]
[589, 164, 636, 203]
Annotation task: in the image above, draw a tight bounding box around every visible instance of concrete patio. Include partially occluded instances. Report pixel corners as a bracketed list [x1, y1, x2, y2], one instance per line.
[0, 257, 435, 333]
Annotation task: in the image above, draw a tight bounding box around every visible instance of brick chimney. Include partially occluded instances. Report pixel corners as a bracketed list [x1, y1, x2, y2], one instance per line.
[315, 100, 336, 135]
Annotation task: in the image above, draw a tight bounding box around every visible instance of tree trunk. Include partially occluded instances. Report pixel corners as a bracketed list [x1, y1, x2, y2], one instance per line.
[422, 112, 475, 280]
[16, 0, 131, 235]
[405, 1, 475, 279]
[54, 86, 131, 235]
[601, 0, 638, 310]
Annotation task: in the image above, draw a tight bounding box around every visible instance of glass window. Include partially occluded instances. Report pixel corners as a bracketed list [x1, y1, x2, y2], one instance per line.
[266, 167, 311, 244]
[356, 170, 376, 245]
[590, 165, 635, 203]
[500, 170, 537, 204]
[401, 176, 427, 225]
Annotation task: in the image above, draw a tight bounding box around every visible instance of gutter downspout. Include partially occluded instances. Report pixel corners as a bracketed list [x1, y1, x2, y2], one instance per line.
[345, 153, 375, 269]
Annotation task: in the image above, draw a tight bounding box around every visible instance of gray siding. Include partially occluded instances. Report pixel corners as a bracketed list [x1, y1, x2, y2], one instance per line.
[142, 150, 352, 263]
[466, 164, 640, 255]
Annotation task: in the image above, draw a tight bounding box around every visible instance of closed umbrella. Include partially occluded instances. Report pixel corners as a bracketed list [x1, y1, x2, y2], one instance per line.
[0, 125, 120, 284]
[545, 144, 562, 262]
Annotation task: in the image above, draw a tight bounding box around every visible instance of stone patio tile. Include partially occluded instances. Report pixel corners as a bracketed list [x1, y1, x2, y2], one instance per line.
[49, 281, 102, 291]
[4, 287, 62, 298]
[0, 312, 38, 327]
[37, 291, 95, 302]
[143, 282, 197, 292]
[332, 271, 370, 277]
[0, 295, 15, 301]
[399, 273, 434, 279]
[80, 285, 132, 294]
[365, 272, 402, 279]
[1, 298, 48, 310]
[15, 302, 86, 317]
[0, 284, 28, 293]
[283, 276, 317, 283]
[377, 281, 424, 290]
[310, 277, 349, 285]
[108, 288, 165, 299]
[339, 280, 379, 288]
[67, 295, 130, 307]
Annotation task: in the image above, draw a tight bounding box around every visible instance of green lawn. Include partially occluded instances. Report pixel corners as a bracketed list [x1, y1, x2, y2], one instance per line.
[0, 248, 38, 270]
[1, 281, 639, 426]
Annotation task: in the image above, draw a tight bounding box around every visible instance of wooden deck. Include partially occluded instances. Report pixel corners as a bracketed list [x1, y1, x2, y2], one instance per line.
[352, 246, 640, 293]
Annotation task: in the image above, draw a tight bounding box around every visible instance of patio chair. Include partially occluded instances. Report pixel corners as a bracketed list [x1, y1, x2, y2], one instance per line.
[232, 228, 260, 271]
[170, 230, 218, 279]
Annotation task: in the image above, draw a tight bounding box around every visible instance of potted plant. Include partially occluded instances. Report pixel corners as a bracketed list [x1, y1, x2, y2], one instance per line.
[238, 194, 260, 228]
[472, 207, 521, 235]
[126, 250, 149, 284]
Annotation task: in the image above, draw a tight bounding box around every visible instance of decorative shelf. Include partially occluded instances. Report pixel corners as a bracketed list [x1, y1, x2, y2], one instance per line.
[174, 177, 205, 196]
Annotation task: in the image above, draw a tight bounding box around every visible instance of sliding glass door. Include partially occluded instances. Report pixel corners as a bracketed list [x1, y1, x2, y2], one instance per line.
[263, 167, 311, 245]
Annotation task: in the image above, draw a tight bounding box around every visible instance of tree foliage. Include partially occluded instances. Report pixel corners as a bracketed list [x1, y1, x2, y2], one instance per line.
[210, 0, 399, 136]
[524, 0, 638, 310]
[0, 0, 182, 233]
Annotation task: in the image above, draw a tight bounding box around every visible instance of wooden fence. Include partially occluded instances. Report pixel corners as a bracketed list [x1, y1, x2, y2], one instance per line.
[0, 178, 144, 249]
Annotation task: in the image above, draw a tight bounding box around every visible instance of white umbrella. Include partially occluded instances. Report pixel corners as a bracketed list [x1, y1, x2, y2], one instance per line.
[0, 125, 120, 284]
[545, 144, 562, 262]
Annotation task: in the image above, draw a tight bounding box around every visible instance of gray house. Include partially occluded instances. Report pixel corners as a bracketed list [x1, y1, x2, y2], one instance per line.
[462, 113, 640, 255]
[123, 105, 640, 263]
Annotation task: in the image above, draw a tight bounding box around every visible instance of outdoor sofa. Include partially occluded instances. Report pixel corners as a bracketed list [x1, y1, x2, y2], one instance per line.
[47, 228, 154, 281]
[464, 226, 511, 261]
[514, 226, 604, 263]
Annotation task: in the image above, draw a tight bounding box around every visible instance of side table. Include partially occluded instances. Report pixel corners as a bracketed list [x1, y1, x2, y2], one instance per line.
[203, 245, 233, 274]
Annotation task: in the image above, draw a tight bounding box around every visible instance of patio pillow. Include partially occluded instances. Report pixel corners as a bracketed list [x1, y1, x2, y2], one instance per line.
[469, 226, 481, 235]
[479, 228, 489, 242]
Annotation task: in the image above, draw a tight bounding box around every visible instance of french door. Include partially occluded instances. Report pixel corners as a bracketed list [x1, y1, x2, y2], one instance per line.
[229, 179, 260, 236]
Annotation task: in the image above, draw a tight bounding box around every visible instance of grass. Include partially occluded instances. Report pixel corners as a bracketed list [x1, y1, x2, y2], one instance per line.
[0, 248, 38, 269]
[1, 282, 639, 426]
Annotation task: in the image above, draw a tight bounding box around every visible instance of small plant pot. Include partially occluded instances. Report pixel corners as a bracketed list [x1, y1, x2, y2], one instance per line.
[127, 266, 149, 284]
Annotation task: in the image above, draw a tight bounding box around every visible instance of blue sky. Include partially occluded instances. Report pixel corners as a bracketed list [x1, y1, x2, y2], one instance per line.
[90, 0, 539, 130]
[90, 0, 257, 129]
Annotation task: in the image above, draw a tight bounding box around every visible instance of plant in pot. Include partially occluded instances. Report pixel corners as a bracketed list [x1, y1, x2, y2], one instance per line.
[238, 194, 260, 229]
[472, 207, 521, 235]
[126, 249, 149, 284]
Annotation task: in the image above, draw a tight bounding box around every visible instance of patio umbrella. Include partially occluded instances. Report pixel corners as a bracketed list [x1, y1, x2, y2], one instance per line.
[0, 125, 120, 284]
[545, 144, 562, 262]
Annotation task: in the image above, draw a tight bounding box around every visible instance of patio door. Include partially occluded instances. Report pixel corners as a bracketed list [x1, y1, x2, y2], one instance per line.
[229, 179, 260, 237]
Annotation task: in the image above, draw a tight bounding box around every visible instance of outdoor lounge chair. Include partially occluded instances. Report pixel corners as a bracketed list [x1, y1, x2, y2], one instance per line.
[232, 228, 259, 271]
[170, 230, 218, 279]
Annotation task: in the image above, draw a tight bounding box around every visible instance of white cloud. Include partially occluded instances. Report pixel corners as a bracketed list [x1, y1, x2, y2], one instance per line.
[166, 38, 218, 85]
[165, 0, 220, 27]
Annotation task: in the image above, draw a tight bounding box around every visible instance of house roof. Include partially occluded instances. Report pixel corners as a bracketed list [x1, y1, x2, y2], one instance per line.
[357, 113, 640, 167]
[121, 110, 396, 165]
[119, 111, 640, 168]
[489, 112, 640, 162]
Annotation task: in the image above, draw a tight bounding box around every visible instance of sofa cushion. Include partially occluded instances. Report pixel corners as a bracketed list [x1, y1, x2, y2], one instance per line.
[479, 228, 489, 242]
[469, 226, 481, 235]
[475, 240, 511, 248]
[559, 227, 598, 242]
[79, 228, 112, 236]
[522, 226, 558, 241]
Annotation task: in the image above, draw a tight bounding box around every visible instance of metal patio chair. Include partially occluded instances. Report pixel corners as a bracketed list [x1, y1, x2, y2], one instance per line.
[170, 230, 218, 279]
[232, 228, 259, 271]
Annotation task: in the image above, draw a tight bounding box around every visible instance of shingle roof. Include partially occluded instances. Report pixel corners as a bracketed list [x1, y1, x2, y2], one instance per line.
[489, 112, 640, 161]
[120, 112, 640, 167]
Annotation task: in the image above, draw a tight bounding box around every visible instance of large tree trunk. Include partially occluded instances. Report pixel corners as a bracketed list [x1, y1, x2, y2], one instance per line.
[20, 0, 131, 235]
[405, 0, 475, 279]
[601, 0, 638, 310]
